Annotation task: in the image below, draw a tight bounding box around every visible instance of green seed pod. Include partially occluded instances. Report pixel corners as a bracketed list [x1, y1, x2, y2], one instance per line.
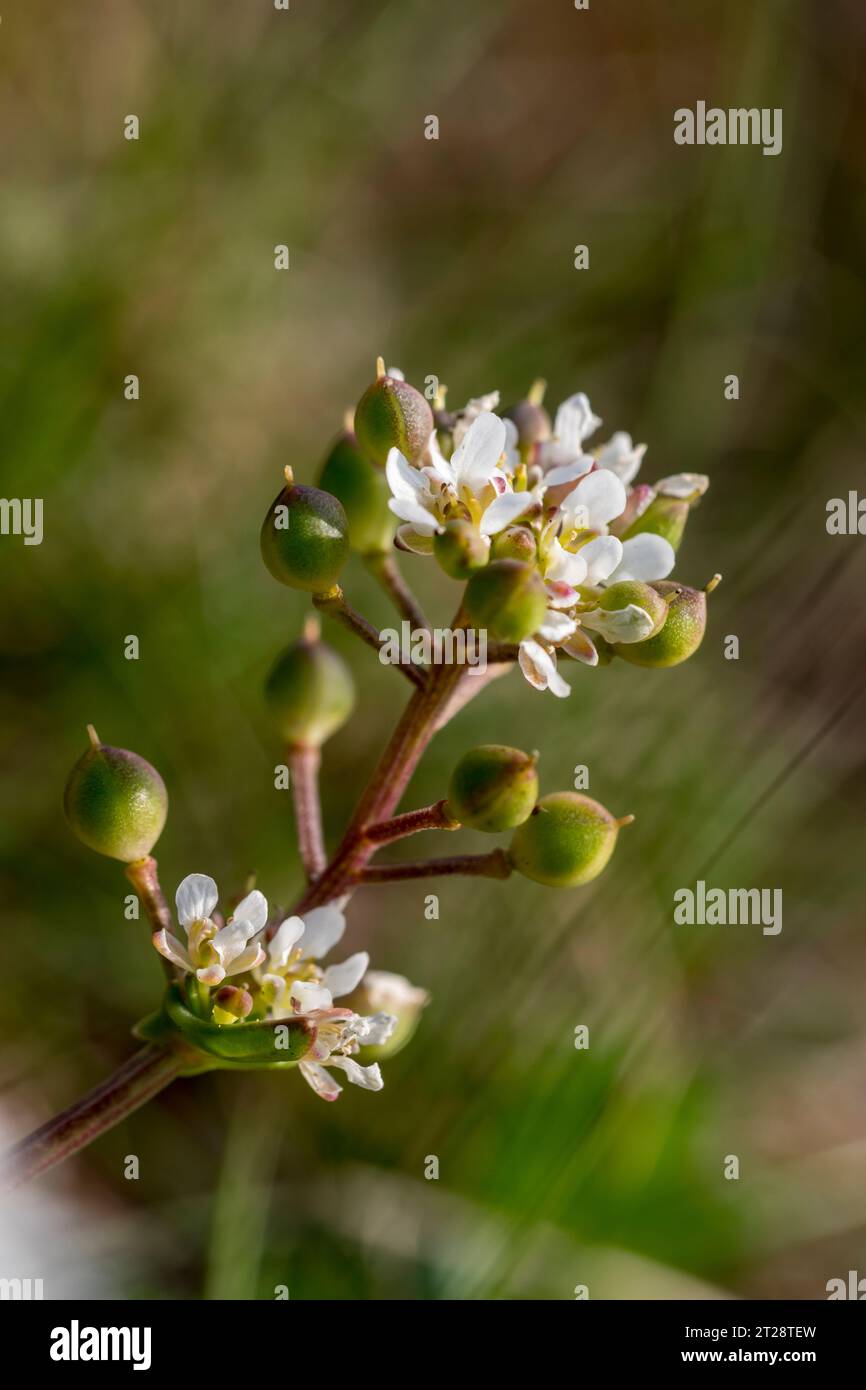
[63, 726, 168, 863]
[260, 474, 349, 593]
[598, 580, 669, 637]
[490, 525, 537, 564]
[265, 617, 355, 747]
[354, 358, 434, 469]
[614, 576, 720, 669]
[465, 559, 548, 643]
[433, 519, 489, 579]
[509, 792, 632, 888]
[317, 427, 396, 556]
[164, 985, 316, 1066]
[503, 379, 551, 451]
[623, 494, 689, 552]
[446, 744, 539, 832]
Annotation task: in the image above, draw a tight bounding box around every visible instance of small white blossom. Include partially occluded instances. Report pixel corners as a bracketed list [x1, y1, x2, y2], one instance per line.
[153, 874, 267, 986]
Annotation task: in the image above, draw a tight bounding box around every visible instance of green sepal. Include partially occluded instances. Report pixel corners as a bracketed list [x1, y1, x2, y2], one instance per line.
[133, 986, 317, 1074]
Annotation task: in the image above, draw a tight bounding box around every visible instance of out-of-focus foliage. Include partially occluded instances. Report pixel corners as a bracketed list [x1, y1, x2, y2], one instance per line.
[1, 0, 865, 1299]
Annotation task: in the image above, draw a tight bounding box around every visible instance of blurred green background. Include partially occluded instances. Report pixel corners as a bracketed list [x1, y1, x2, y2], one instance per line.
[1, 0, 865, 1299]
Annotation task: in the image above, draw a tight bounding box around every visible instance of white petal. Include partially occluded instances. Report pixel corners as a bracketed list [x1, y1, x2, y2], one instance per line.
[451, 411, 506, 495]
[352, 1010, 399, 1045]
[321, 951, 369, 999]
[299, 1060, 342, 1101]
[298, 905, 346, 960]
[612, 533, 675, 582]
[582, 604, 656, 644]
[385, 365, 404, 380]
[425, 433, 456, 487]
[388, 496, 439, 531]
[327, 1055, 384, 1091]
[518, 639, 571, 697]
[385, 447, 427, 500]
[562, 628, 599, 666]
[196, 963, 226, 986]
[225, 942, 266, 976]
[545, 538, 587, 586]
[175, 874, 218, 929]
[554, 393, 602, 453]
[211, 922, 249, 967]
[538, 609, 577, 642]
[544, 455, 595, 488]
[268, 916, 305, 969]
[580, 534, 623, 584]
[654, 472, 709, 499]
[395, 524, 435, 555]
[230, 888, 268, 936]
[596, 432, 647, 486]
[291, 980, 333, 1012]
[478, 490, 533, 536]
[152, 929, 193, 973]
[567, 469, 627, 529]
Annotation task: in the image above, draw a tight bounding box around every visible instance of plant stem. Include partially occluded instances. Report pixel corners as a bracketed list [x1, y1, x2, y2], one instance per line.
[124, 855, 177, 983]
[359, 849, 512, 884]
[364, 799, 459, 847]
[0, 1045, 185, 1190]
[288, 743, 326, 880]
[313, 585, 426, 688]
[364, 551, 431, 634]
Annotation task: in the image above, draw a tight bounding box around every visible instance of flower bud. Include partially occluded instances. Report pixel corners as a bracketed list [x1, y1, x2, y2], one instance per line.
[509, 792, 632, 888]
[446, 744, 539, 832]
[504, 380, 551, 452]
[354, 358, 434, 469]
[614, 576, 720, 668]
[260, 476, 349, 593]
[317, 427, 396, 556]
[465, 559, 548, 643]
[597, 579, 669, 637]
[63, 725, 168, 863]
[213, 985, 254, 1024]
[490, 525, 537, 564]
[265, 618, 355, 747]
[433, 519, 489, 579]
[622, 494, 689, 553]
[346, 970, 429, 1061]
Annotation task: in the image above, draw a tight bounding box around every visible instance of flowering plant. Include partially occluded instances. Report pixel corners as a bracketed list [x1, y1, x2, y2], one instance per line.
[2, 360, 719, 1187]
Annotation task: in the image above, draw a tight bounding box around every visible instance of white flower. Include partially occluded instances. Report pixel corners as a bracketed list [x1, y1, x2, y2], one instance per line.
[256, 905, 400, 1102]
[595, 431, 647, 486]
[557, 468, 628, 536]
[386, 411, 533, 552]
[540, 392, 602, 470]
[153, 874, 268, 987]
[654, 472, 709, 499]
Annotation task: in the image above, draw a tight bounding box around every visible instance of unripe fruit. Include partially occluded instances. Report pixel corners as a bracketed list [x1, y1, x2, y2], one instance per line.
[614, 577, 719, 668]
[509, 792, 631, 888]
[490, 525, 537, 564]
[598, 580, 669, 637]
[433, 519, 489, 579]
[465, 559, 547, 643]
[503, 380, 551, 449]
[64, 726, 168, 862]
[446, 745, 539, 833]
[265, 619, 355, 747]
[260, 477, 349, 593]
[623, 494, 689, 552]
[318, 429, 396, 555]
[354, 359, 434, 469]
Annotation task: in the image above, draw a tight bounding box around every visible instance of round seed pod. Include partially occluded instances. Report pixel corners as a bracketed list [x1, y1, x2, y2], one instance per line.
[465, 559, 548, 643]
[614, 580, 710, 668]
[433, 519, 489, 579]
[490, 525, 537, 564]
[265, 622, 355, 747]
[260, 480, 349, 593]
[446, 744, 539, 832]
[598, 580, 669, 638]
[509, 791, 630, 888]
[318, 429, 396, 556]
[63, 726, 168, 863]
[354, 361, 434, 469]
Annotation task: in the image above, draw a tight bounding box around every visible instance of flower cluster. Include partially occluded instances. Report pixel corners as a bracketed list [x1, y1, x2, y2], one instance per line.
[386, 385, 709, 697]
[154, 874, 402, 1102]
